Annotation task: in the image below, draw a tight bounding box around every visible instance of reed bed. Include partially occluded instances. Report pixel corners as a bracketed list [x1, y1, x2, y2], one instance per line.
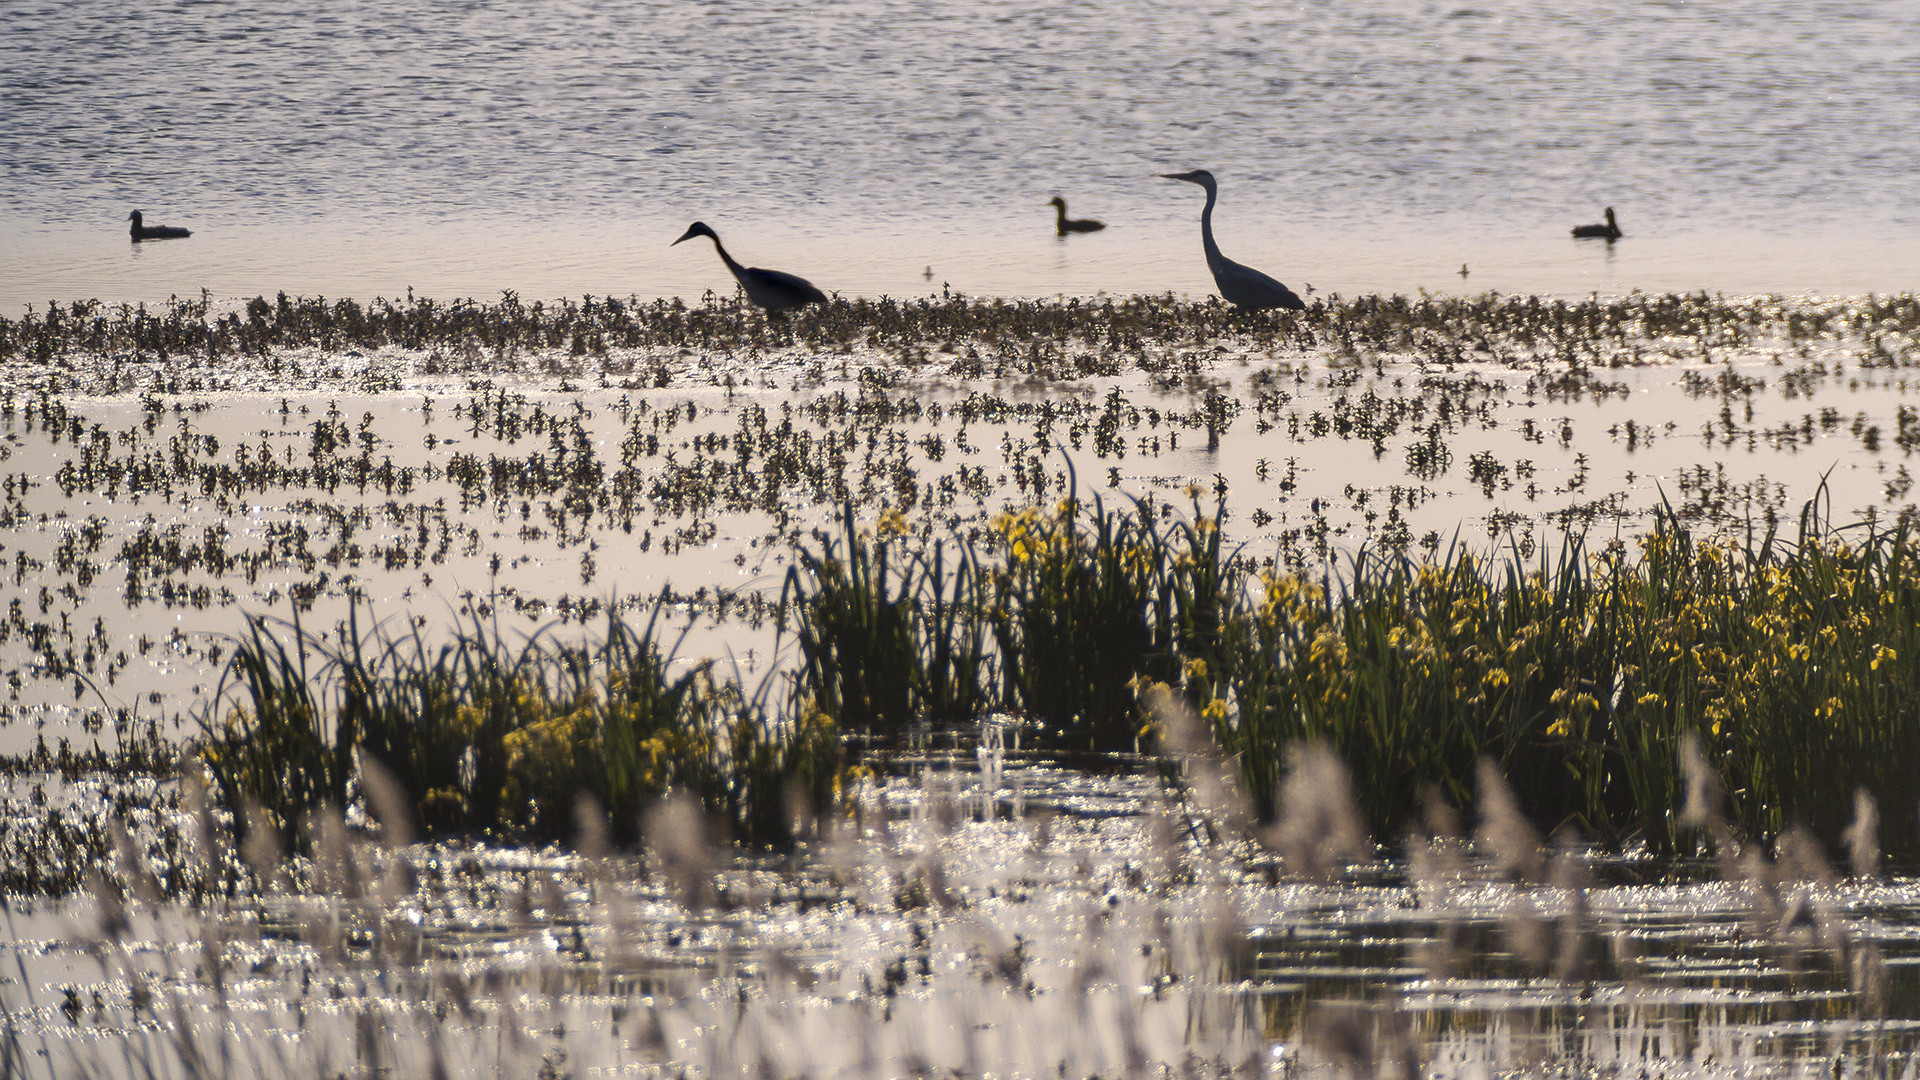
[197, 484, 1920, 861]
[795, 489, 1920, 856]
[200, 599, 841, 849]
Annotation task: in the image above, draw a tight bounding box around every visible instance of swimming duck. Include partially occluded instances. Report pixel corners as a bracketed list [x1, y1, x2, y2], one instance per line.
[1048, 196, 1106, 235]
[1571, 207, 1622, 241]
[128, 210, 192, 241]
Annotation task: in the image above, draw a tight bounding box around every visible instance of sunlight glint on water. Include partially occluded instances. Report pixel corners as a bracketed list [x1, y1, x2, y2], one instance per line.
[6, 0, 1920, 310]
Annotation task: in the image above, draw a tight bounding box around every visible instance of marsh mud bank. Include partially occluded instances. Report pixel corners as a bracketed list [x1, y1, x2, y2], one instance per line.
[4, 290, 1920, 1075]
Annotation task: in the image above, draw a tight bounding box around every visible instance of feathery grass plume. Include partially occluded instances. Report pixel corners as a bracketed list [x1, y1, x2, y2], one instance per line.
[1773, 824, 1837, 888]
[1265, 741, 1371, 880]
[355, 748, 416, 849]
[238, 796, 290, 892]
[1677, 730, 1726, 834]
[1473, 757, 1542, 882]
[1545, 830, 1595, 982]
[1136, 678, 1250, 838]
[643, 794, 717, 909]
[1304, 1000, 1377, 1079]
[1842, 788, 1880, 879]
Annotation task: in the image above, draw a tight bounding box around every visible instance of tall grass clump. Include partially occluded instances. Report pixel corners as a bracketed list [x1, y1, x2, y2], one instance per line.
[1206, 537, 1626, 845]
[987, 495, 1181, 751]
[199, 599, 842, 847]
[1202, 496, 1920, 856]
[781, 504, 994, 743]
[781, 492, 1238, 754]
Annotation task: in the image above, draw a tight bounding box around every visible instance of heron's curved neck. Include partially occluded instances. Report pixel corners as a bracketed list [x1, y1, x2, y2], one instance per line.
[1196, 183, 1227, 270]
[706, 236, 748, 280]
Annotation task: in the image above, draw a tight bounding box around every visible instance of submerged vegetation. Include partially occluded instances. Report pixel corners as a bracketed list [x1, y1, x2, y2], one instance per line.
[7, 287, 1920, 388]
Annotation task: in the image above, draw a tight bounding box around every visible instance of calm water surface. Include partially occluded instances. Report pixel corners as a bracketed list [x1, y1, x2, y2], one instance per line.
[6, 0, 1920, 311]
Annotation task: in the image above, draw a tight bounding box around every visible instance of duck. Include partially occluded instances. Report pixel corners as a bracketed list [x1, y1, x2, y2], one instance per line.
[1571, 207, 1622, 241]
[1160, 170, 1305, 311]
[671, 221, 827, 312]
[1047, 196, 1106, 235]
[128, 210, 192, 241]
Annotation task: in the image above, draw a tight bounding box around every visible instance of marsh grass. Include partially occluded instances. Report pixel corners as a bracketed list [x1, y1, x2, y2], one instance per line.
[200, 597, 840, 848]
[790, 487, 1920, 858]
[782, 504, 994, 743]
[199, 475, 1920, 863]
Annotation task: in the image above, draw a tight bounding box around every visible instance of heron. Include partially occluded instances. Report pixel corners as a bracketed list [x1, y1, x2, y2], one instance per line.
[671, 221, 827, 312]
[1160, 170, 1304, 311]
[128, 210, 191, 241]
[1571, 207, 1621, 240]
[1047, 196, 1105, 235]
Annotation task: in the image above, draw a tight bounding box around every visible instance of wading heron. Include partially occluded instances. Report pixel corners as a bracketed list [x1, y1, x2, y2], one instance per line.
[1160, 170, 1304, 311]
[672, 221, 827, 312]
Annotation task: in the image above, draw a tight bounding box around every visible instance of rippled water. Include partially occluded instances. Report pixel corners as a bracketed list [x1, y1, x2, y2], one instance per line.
[6, 0, 1920, 310]
[9, 757, 1920, 1079]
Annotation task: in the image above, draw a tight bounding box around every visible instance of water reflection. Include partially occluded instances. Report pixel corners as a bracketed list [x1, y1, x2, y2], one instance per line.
[10, 751, 1920, 1077]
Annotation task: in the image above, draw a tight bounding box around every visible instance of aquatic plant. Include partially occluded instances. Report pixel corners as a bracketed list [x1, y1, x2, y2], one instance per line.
[199, 598, 842, 847]
[782, 503, 994, 741]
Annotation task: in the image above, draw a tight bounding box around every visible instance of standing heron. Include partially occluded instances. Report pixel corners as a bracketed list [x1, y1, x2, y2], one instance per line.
[671, 221, 827, 312]
[128, 210, 191, 241]
[1571, 207, 1621, 240]
[1047, 196, 1105, 235]
[1160, 170, 1304, 311]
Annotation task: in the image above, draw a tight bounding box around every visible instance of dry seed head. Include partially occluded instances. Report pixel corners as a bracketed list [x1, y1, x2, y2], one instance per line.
[1842, 787, 1880, 879]
[643, 794, 717, 908]
[1267, 741, 1370, 880]
[1473, 758, 1542, 882]
[356, 749, 416, 849]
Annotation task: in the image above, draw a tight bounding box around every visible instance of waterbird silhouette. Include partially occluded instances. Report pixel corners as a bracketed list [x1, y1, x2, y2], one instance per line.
[1571, 207, 1621, 241]
[671, 221, 827, 312]
[128, 210, 191, 241]
[1047, 196, 1105, 235]
[1160, 170, 1304, 310]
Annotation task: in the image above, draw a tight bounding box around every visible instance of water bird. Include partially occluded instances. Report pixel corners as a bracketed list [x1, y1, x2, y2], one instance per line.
[1047, 196, 1105, 235]
[671, 221, 827, 312]
[128, 210, 191, 241]
[1159, 170, 1304, 310]
[1571, 207, 1621, 240]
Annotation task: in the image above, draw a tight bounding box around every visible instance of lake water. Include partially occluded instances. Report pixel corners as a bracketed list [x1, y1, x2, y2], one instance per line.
[6, 0, 1920, 312]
